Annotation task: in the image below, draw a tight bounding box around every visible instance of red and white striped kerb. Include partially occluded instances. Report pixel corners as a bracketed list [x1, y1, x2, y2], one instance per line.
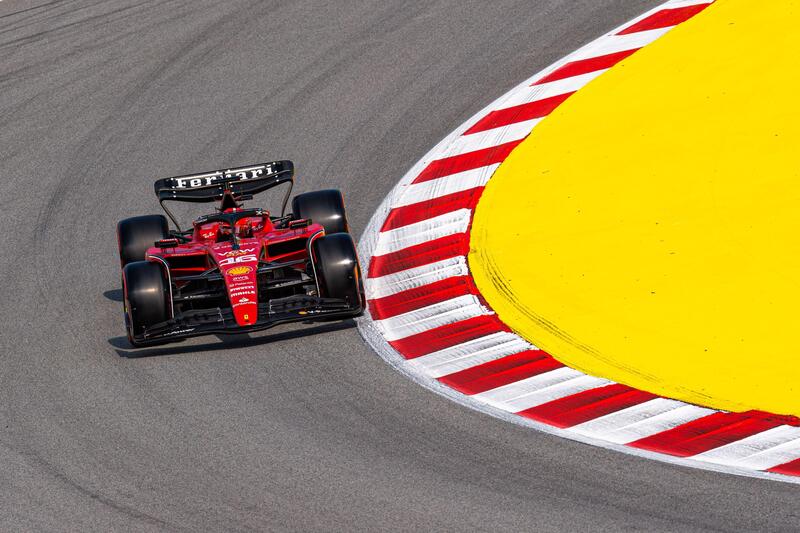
[357, 0, 800, 482]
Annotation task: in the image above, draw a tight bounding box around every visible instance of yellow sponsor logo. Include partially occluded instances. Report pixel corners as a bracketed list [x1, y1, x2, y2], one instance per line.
[227, 266, 253, 276]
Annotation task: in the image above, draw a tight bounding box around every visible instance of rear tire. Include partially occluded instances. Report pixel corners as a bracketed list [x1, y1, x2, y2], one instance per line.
[123, 261, 170, 346]
[117, 215, 168, 267]
[292, 189, 349, 235]
[312, 233, 363, 313]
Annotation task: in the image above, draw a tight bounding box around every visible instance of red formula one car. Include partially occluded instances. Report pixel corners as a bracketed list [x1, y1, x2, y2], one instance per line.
[116, 160, 364, 347]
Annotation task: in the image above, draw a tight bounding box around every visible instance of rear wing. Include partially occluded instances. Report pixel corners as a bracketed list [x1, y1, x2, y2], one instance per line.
[154, 160, 294, 230]
[154, 160, 294, 202]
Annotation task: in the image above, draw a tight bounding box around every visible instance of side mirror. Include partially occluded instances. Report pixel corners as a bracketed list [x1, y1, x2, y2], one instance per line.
[154, 238, 180, 248]
[288, 219, 311, 229]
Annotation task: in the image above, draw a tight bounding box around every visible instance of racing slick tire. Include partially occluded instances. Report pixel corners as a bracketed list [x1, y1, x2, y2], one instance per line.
[311, 233, 364, 313]
[117, 214, 168, 267]
[122, 261, 170, 346]
[292, 189, 349, 235]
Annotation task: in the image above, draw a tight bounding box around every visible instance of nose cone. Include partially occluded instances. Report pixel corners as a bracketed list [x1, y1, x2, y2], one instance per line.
[232, 298, 257, 326]
[222, 263, 259, 326]
[210, 241, 261, 327]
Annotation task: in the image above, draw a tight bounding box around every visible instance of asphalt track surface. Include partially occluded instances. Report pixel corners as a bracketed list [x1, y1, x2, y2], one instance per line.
[1, 1, 797, 531]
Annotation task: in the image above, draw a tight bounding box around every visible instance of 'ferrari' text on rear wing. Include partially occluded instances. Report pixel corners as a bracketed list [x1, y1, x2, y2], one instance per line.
[154, 160, 294, 203]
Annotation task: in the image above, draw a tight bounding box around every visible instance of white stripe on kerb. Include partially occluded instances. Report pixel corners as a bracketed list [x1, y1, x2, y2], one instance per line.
[571, 28, 671, 61]
[473, 368, 610, 412]
[392, 164, 499, 208]
[569, 399, 714, 444]
[500, 71, 606, 109]
[372, 209, 471, 256]
[373, 295, 491, 342]
[365, 256, 469, 300]
[694, 425, 800, 470]
[657, 0, 714, 10]
[408, 332, 533, 379]
[442, 119, 541, 159]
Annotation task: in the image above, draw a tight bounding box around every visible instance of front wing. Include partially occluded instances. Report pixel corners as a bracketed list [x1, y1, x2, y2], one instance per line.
[131, 295, 360, 346]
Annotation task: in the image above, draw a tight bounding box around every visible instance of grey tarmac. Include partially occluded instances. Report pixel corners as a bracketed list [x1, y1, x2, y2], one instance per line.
[0, 1, 797, 531]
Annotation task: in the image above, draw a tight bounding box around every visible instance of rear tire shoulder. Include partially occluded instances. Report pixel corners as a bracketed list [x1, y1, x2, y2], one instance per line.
[292, 189, 349, 235]
[117, 214, 168, 267]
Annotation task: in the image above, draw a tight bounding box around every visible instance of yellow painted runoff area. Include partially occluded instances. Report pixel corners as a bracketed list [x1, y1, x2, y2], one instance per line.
[470, 0, 800, 416]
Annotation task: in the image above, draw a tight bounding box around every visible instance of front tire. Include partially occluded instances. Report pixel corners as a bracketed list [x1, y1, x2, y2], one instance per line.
[311, 233, 363, 313]
[292, 189, 349, 235]
[123, 261, 170, 346]
[117, 215, 168, 267]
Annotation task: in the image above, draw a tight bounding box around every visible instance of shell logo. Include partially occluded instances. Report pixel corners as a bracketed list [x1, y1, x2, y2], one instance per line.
[226, 266, 253, 276]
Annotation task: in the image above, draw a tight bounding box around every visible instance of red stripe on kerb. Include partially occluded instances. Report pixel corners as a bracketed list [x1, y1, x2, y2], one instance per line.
[748, 411, 800, 427]
[767, 458, 800, 477]
[629, 412, 785, 457]
[389, 315, 509, 360]
[369, 276, 479, 321]
[463, 93, 572, 135]
[368, 233, 469, 278]
[381, 188, 485, 232]
[413, 140, 523, 184]
[535, 49, 639, 84]
[518, 384, 656, 428]
[616, 4, 709, 35]
[438, 350, 560, 395]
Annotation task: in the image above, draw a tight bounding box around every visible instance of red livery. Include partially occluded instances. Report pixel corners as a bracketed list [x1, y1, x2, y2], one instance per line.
[117, 160, 364, 346]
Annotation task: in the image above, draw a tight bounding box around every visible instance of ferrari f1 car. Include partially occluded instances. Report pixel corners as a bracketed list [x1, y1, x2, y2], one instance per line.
[117, 160, 364, 347]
